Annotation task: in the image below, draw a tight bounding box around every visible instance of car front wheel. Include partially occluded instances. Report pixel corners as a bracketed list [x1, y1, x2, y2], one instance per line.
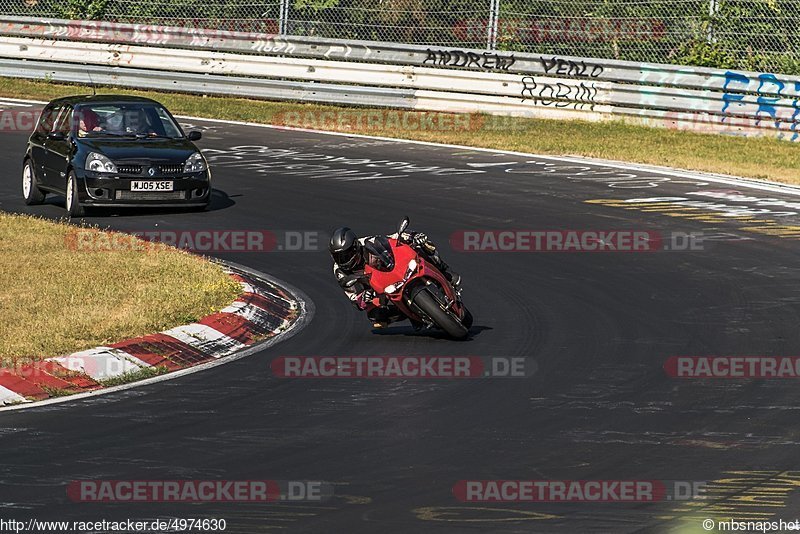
[22, 160, 46, 205]
[65, 172, 85, 218]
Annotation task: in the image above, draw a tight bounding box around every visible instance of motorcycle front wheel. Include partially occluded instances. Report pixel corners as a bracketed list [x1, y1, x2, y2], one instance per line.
[413, 289, 469, 340]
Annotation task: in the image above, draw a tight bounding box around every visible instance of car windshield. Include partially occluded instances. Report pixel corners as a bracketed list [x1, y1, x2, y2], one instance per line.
[75, 103, 184, 139]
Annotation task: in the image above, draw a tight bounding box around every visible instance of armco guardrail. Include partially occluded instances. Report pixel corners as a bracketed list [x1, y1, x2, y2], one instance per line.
[0, 16, 799, 141]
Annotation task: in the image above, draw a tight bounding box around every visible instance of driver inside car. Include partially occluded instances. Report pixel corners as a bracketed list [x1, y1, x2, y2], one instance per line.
[130, 108, 160, 137]
[329, 226, 460, 328]
[77, 109, 103, 137]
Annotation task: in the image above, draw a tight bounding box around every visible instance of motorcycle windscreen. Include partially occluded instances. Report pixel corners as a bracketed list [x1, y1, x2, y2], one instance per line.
[364, 236, 395, 271]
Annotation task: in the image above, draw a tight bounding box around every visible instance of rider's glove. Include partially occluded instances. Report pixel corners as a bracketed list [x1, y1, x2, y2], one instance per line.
[412, 232, 429, 248]
[357, 289, 376, 310]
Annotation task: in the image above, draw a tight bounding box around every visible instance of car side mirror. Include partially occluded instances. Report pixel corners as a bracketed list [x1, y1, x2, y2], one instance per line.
[47, 132, 66, 141]
[187, 131, 202, 141]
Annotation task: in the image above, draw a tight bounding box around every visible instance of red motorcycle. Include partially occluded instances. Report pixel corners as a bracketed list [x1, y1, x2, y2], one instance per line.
[345, 217, 473, 339]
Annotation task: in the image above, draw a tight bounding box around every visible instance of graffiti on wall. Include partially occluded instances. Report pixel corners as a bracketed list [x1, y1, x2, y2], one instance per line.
[540, 57, 604, 78]
[722, 71, 800, 140]
[520, 76, 598, 110]
[423, 49, 516, 71]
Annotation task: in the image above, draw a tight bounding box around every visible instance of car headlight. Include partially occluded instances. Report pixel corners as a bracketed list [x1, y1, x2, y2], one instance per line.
[184, 152, 207, 173]
[85, 152, 117, 174]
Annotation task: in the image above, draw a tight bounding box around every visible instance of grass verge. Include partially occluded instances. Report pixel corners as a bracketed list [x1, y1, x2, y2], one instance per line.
[99, 366, 170, 387]
[0, 76, 798, 184]
[0, 213, 241, 366]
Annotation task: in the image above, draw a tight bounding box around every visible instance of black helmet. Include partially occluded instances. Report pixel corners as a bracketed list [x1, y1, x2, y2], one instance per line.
[330, 227, 363, 270]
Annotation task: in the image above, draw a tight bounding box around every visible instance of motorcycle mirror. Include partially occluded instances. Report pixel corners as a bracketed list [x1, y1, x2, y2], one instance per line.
[398, 216, 410, 235]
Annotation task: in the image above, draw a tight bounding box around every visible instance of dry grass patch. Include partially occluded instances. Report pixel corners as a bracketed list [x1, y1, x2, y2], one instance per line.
[0, 213, 241, 365]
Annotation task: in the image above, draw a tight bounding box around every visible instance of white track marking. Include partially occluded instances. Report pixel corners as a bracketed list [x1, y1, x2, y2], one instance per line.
[0, 97, 46, 105]
[0, 385, 27, 405]
[238, 281, 256, 294]
[161, 323, 246, 358]
[0, 101, 33, 108]
[222, 300, 288, 332]
[51, 347, 151, 381]
[467, 161, 520, 167]
[222, 300, 268, 321]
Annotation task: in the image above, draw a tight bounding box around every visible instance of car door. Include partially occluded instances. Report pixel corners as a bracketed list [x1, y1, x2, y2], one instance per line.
[42, 105, 74, 191]
[29, 104, 58, 188]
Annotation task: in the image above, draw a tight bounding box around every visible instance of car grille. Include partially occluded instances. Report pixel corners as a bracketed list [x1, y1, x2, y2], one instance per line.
[116, 191, 186, 201]
[117, 165, 142, 175]
[114, 164, 186, 176]
[159, 164, 184, 175]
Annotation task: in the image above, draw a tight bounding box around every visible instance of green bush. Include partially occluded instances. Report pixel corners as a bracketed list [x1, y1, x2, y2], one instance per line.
[55, 0, 109, 19]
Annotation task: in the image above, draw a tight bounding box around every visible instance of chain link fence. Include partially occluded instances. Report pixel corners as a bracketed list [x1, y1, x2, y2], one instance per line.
[2, 0, 799, 73]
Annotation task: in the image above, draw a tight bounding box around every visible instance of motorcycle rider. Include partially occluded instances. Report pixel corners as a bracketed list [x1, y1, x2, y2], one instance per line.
[330, 226, 461, 328]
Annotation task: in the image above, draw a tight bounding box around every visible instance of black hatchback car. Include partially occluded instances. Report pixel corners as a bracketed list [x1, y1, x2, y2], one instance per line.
[22, 95, 211, 217]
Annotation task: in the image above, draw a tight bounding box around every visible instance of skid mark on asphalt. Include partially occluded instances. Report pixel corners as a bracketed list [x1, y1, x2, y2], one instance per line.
[231, 492, 370, 529]
[530, 362, 800, 424]
[201, 145, 488, 182]
[562, 430, 800, 448]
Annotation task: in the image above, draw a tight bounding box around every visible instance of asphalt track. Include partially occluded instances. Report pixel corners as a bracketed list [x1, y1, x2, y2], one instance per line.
[2, 106, 800, 533]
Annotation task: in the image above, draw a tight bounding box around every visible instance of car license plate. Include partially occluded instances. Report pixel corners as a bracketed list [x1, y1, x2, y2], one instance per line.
[131, 181, 173, 192]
